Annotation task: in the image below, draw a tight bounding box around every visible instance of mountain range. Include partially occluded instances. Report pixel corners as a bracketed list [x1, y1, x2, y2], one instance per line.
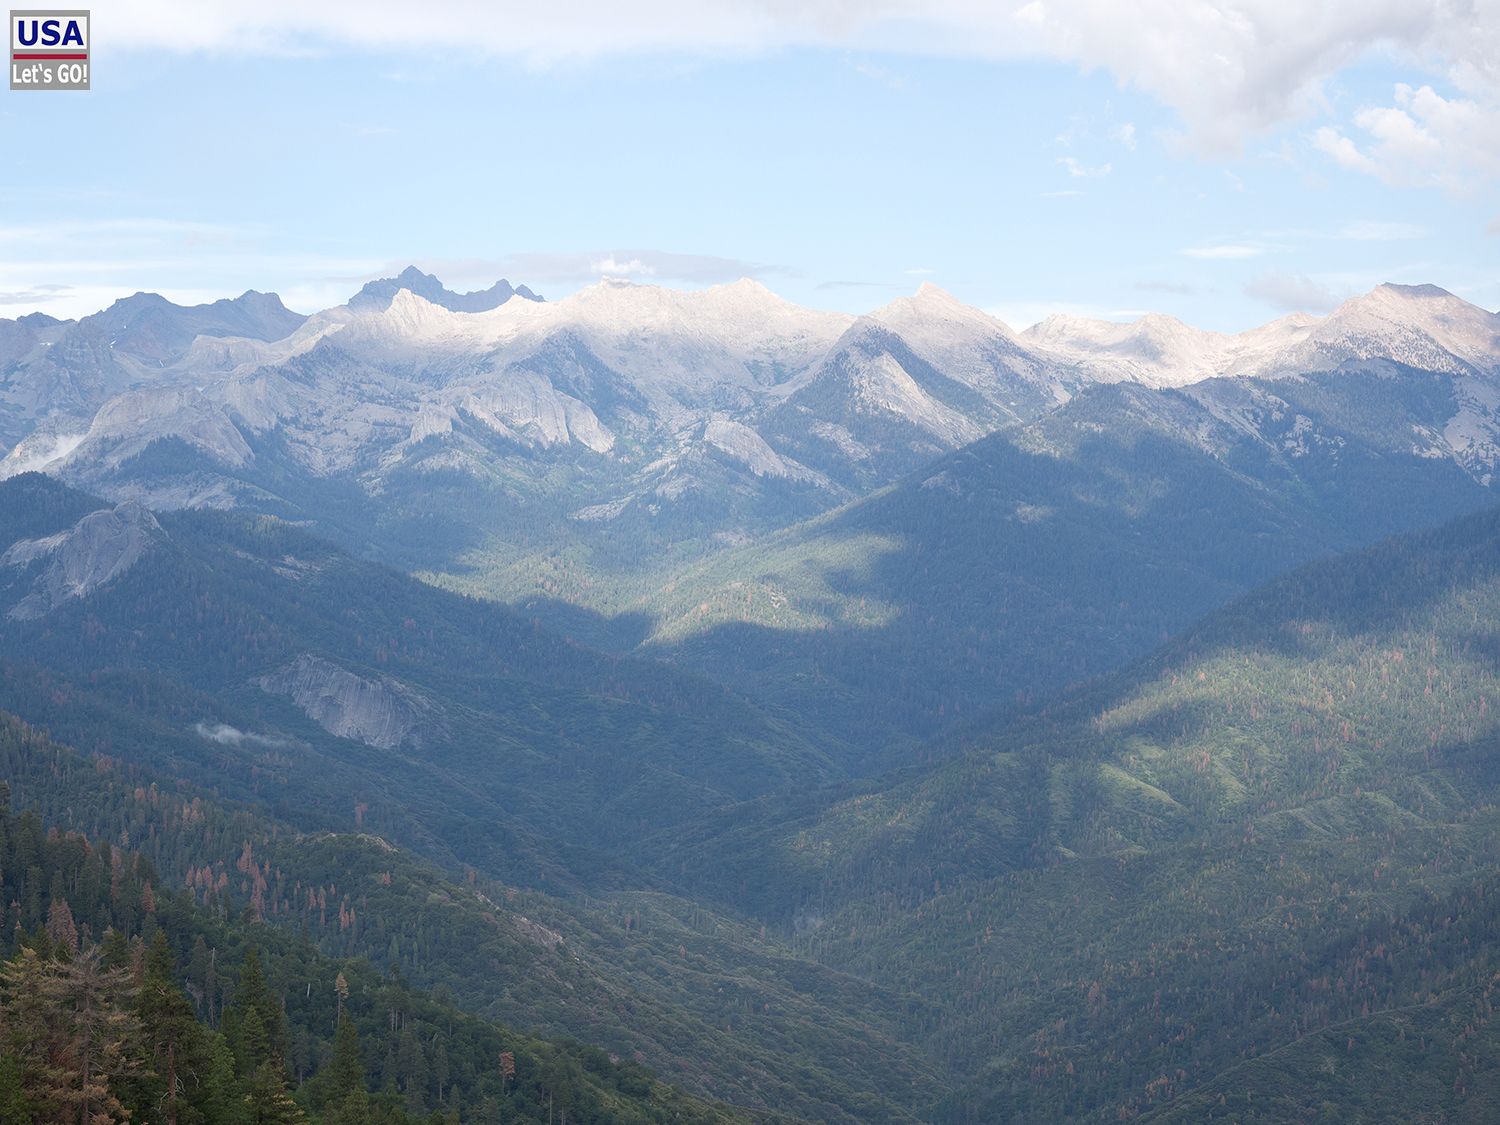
[3, 267, 1500, 1122]
[6, 273, 1497, 517]
[5, 274, 1498, 741]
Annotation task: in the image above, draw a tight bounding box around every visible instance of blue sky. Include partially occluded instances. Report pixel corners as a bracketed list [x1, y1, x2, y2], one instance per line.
[2, 1, 1497, 331]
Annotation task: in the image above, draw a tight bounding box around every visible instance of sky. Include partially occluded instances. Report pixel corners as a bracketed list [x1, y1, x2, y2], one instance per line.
[1, 0, 1497, 332]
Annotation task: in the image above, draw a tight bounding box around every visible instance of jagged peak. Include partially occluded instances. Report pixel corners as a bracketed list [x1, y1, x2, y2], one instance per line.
[350, 267, 540, 313]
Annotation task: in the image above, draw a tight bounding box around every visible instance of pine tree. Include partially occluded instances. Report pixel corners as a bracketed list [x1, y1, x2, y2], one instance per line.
[200, 1033, 247, 1125]
[242, 1060, 305, 1124]
[137, 930, 208, 1125]
[230, 947, 289, 1076]
[59, 945, 143, 1125]
[328, 1015, 365, 1101]
[44, 900, 78, 954]
[0, 1051, 33, 1125]
[236, 1007, 273, 1077]
[1, 944, 143, 1125]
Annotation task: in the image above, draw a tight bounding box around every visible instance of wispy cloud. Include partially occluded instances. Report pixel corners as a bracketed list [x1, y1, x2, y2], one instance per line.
[0, 284, 70, 305]
[1179, 244, 1265, 260]
[336, 121, 397, 137]
[195, 722, 293, 749]
[1334, 219, 1428, 241]
[1243, 271, 1346, 313]
[0, 218, 245, 247]
[1057, 156, 1112, 178]
[1313, 126, 1379, 175]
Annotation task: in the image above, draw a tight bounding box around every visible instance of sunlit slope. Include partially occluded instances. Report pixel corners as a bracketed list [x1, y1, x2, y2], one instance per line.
[634, 367, 1494, 760]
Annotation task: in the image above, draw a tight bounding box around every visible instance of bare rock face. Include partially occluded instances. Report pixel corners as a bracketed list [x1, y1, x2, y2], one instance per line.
[257, 653, 442, 751]
[2, 500, 160, 619]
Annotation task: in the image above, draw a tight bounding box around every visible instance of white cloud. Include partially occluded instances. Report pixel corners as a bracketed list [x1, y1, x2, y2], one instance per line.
[851, 59, 909, 90]
[1112, 122, 1137, 150]
[1179, 244, 1264, 259]
[1243, 271, 1346, 313]
[1006, 1, 1464, 154]
[1057, 156, 1111, 177]
[0, 284, 70, 306]
[1312, 125, 1379, 175]
[1313, 82, 1500, 192]
[194, 722, 293, 749]
[591, 255, 653, 277]
[98, 2, 1494, 161]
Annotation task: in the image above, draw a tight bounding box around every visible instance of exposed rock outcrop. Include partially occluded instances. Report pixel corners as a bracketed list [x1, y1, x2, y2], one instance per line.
[257, 653, 442, 751]
[2, 500, 161, 619]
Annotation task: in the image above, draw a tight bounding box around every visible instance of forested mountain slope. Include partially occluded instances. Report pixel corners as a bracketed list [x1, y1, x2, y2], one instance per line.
[0, 708, 937, 1122]
[628, 365, 1495, 757]
[644, 501, 1500, 1120]
[0, 474, 940, 1120]
[0, 471, 839, 884]
[0, 761, 745, 1124]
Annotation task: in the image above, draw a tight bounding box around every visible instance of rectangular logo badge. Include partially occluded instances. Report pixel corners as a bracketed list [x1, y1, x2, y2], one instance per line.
[10, 10, 90, 90]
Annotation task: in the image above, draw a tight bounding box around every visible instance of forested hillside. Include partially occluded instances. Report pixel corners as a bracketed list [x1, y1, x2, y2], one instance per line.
[640, 501, 1500, 1120]
[590, 366, 1496, 758]
[0, 768, 743, 1124]
[9, 413, 1500, 1121]
[0, 708, 932, 1123]
[0, 472, 840, 886]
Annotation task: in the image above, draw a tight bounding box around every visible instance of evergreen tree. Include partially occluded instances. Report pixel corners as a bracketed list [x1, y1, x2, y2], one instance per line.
[236, 1006, 273, 1077]
[200, 1033, 248, 1125]
[136, 930, 209, 1125]
[329, 1014, 366, 1101]
[242, 1060, 306, 1125]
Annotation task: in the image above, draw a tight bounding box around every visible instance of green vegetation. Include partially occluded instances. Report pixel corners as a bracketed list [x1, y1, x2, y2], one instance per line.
[0, 706, 932, 1123]
[0, 777, 743, 1124]
[643, 502, 1500, 1120]
[0, 472, 838, 885]
[10, 445, 1500, 1121]
[454, 368, 1494, 762]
